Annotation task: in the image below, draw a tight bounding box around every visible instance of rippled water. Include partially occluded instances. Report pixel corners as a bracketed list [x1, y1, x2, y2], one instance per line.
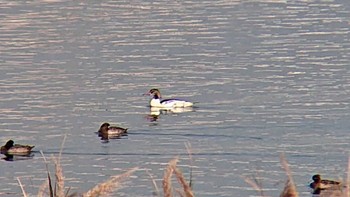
[0, 0, 349, 196]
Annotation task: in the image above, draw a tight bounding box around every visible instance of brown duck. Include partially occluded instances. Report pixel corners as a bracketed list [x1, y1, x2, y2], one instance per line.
[98, 122, 128, 137]
[1, 140, 35, 155]
[309, 174, 341, 194]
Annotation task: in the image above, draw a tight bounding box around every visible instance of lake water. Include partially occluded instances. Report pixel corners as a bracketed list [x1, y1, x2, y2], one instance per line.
[0, 0, 349, 196]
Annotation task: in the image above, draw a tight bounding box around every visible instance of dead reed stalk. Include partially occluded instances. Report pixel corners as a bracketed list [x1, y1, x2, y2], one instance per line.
[38, 135, 70, 197]
[163, 158, 178, 197]
[173, 166, 194, 197]
[146, 170, 160, 196]
[55, 134, 67, 197]
[347, 157, 350, 197]
[53, 156, 65, 197]
[37, 180, 48, 197]
[162, 157, 195, 197]
[185, 141, 194, 188]
[279, 153, 298, 197]
[83, 167, 138, 197]
[242, 173, 265, 197]
[17, 177, 27, 197]
[40, 150, 54, 197]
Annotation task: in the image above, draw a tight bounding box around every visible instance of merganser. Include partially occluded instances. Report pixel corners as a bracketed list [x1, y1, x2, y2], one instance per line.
[309, 174, 341, 195]
[145, 89, 194, 108]
[98, 123, 128, 137]
[1, 140, 35, 155]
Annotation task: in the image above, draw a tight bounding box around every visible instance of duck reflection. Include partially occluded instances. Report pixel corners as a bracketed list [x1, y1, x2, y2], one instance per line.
[145, 107, 194, 122]
[98, 132, 123, 143]
[2, 153, 35, 161]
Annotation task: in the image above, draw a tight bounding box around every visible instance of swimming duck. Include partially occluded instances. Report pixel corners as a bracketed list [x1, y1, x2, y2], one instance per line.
[0, 140, 35, 155]
[98, 122, 128, 137]
[309, 174, 341, 194]
[145, 89, 194, 108]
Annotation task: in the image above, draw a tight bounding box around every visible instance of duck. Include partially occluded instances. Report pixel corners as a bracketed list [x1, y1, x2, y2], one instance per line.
[309, 174, 341, 194]
[98, 122, 128, 137]
[0, 140, 35, 155]
[145, 89, 194, 108]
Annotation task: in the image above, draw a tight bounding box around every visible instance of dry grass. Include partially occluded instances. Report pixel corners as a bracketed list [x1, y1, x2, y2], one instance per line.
[244, 153, 349, 197]
[39, 140, 77, 197]
[146, 169, 160, 196]
[37, 180, 48, 197]
[14, 134, 136, 197]
[163, 157, 177, 197]
[16, 140, 350, 197]
[17, 177, 27, 197]
[185, 141, 193, 188]
[173, 165, 194, 197]
[83, 167, 138, 197]
[17, 139, 194, 197]
[347, 157, 350, 197]
[242, 172, 265, 196]
[52, 156, 68, 197]
[279, 153, 298, 197]
[162, 157, 194, 197]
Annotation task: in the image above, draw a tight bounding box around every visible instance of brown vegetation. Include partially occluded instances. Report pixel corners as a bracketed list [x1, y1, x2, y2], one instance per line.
[17, 138, 194, 197]
[18, 139, 348, 197]
[244, 153, 348, 197]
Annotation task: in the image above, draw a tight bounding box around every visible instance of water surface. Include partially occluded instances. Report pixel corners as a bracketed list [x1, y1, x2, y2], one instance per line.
[0, 0, 349, 196]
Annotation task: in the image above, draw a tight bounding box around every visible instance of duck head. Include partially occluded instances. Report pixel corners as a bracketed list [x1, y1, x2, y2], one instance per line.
[147, 89, 161, 99]
[4, 140, 14, 149]
[312, 174, 321, 183]
[99, 123, 110, 133]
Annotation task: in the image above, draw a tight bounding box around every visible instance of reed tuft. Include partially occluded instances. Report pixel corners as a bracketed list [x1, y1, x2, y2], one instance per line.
[173, 166, 194, 197]
[163, 158, 178, 197]
[279, 153, 298, 197]
[53, 156, 65, 197]
[19, 140, 196, 197]
[83, 167, 138, 197]
[242, 174, 265, 197]
[162, 157, 195, 197]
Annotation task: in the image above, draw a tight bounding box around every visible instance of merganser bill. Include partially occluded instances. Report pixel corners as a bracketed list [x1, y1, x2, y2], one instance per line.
[1, 140, 35, 155]
[145, 89, 194, 108]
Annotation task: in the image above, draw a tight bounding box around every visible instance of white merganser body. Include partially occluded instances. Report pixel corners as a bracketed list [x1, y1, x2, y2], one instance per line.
[146, 89, 194, 108]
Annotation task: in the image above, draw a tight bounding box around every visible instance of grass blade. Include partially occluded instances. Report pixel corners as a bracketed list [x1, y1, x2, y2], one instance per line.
[17, 177, 27, 197]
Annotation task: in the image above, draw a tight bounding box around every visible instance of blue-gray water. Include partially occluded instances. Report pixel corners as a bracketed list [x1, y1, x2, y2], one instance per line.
[0, 0, 349, 196]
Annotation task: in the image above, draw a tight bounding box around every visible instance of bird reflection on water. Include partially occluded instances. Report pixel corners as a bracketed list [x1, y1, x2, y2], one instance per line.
[2, 153, 35, 161]
[98, 132, 124, 143]
[145, 107, 195, 123]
